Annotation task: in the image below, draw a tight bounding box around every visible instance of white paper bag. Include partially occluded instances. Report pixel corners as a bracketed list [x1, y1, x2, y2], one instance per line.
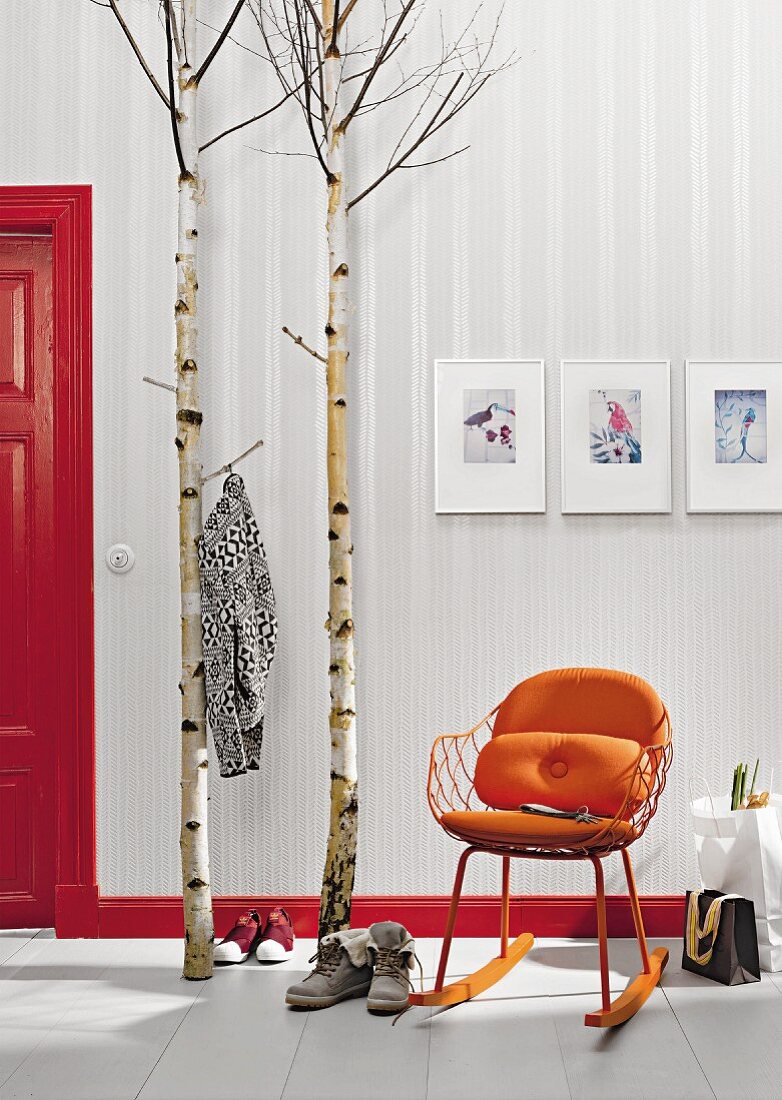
[691, 792, 782, 972]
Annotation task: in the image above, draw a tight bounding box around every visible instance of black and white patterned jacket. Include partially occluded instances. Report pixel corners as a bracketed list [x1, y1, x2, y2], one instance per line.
[198, 474, 277, 778]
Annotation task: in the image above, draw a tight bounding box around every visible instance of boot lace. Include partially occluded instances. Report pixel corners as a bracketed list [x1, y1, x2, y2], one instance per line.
[377, 946, 425, 1026]
[305, 942, 342, 980]
[374, 947, 414, 984]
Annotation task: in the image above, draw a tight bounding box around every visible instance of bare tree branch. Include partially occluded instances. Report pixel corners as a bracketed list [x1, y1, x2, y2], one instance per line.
[328, 0, 341, 57]
[245, 143, 319, 159]
[301, 0, 322, 34]
[336, 0, 360, 32]
[195, 0, 246, 83]
[107, 0, 170, 108]
[339, 0, 416, 131]
[199, 80, 305, 151]
[282, 326, 326, 362]
[399, 143, 469, 169]
[143, 374, 177, 392]
[164, 1, 188, 176]
[347, 70, 463, 208]
[202, 438, 265, 483]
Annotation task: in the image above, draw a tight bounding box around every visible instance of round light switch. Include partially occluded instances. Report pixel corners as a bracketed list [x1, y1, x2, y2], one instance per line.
[106, 543, 135, 574]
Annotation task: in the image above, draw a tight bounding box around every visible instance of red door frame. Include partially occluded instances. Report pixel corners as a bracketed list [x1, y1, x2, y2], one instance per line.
[0, 186, 96, 936]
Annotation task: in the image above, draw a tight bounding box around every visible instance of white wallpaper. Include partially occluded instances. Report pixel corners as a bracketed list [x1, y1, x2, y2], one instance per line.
[3, 0, 782, 899]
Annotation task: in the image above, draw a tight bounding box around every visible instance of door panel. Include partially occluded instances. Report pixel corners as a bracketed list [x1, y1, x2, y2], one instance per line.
[0, 237, 55, 927]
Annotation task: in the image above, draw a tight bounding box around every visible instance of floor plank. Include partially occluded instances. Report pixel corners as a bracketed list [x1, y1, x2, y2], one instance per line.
[0, 936, 127, 1089]
[0, 940, 200, 1100]
[553, 987, 713, 1100]
[280, 940, 436, 1100]
[427, 996, 570, 1100]
[0, 931, 40, 967]
[662, 959, 782, 1100]
[138, 941, 318, 1100]
[6, 934, 782, 1100]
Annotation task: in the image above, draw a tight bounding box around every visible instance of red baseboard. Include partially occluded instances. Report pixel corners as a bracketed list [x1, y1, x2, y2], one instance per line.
[58, 893, 684, 939]
[55, 884, 99, 938]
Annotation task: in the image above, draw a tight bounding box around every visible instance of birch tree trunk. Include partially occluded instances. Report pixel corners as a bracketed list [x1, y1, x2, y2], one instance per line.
[175, 0, 214, 980]
[318, 0, 358, 940]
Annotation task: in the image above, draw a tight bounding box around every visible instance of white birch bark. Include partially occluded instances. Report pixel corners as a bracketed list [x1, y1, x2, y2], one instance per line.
[175, 0, 214, 980]
[318, 0, 358, 939]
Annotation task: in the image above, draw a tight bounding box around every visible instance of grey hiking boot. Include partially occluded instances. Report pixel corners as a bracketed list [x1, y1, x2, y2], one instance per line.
[366, 922, 418, 1014]
[285, 929, 373, 1009]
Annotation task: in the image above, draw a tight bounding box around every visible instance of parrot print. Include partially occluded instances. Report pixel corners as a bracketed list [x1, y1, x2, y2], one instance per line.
[589, 389, 642, 464]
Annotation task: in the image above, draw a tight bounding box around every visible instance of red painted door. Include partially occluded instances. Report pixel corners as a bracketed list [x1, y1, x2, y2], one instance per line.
[0, 236, 56, 927]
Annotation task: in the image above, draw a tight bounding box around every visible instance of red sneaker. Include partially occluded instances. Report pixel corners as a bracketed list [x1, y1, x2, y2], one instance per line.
[255, 907, 295, 963]
[214, 910, 262, 964]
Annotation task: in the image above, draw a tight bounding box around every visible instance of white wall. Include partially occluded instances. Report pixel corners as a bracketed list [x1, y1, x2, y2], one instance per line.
[4, 0, 782, 900]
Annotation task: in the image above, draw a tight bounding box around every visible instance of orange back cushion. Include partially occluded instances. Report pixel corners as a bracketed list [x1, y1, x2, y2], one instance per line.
[493, 668, 667, 748]
[474, 731, 650, 816]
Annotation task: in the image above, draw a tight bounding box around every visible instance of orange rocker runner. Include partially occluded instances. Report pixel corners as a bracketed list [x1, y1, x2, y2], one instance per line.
[409, 667, 673, 1028]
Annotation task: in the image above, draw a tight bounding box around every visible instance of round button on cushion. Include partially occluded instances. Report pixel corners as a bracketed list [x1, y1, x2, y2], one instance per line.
[550, 761, 568, 779]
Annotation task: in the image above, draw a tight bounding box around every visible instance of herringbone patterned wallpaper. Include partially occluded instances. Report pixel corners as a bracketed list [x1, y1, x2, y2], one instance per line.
[3, 0, 782, 898]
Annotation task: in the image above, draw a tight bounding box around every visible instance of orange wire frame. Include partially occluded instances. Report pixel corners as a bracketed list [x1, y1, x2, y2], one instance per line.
[427, 705, 673, 858]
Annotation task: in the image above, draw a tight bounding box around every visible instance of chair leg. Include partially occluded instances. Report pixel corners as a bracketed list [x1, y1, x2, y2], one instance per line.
[500, 856, 510, 958]
[591, 855, 611, 1012]
[622, 848, 651, 974]
[410, 845, 534, 1009]
[434, 846, 473, 991]
[584, 851, 670, 1028]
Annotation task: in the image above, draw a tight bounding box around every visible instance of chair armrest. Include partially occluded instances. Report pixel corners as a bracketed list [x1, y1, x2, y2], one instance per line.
[427, 706, 500, 822]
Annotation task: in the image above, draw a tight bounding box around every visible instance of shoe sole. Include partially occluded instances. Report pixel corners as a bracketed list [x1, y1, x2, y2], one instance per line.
[256, 941, 295, 964]
[214, 949, 251, 965]
[285, 983, 371, 1010]
[366, 999, 410, 1014]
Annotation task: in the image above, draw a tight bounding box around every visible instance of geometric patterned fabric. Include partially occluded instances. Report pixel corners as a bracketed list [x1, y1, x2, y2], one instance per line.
[198, 473, 278, 778]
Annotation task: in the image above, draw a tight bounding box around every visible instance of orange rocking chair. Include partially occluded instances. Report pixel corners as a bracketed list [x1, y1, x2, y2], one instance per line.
[410, 668, 673, 1027]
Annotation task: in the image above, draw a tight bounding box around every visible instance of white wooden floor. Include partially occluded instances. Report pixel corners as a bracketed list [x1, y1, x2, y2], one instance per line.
[1, 928, 779, 1099]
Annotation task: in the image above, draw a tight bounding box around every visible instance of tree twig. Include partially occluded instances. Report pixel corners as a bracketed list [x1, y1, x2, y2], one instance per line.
[301, 0, 322, 34]
[143, 375, 176, 393]
[107, 0, 170, 108]
[398, 144, 469, 169]
[282, 325, 326, 363]
[164, 1, 188, 177]
[339, 0, 416, 131]
[348, 71, 463, 208]
[199, 80, 305, 152]
[244, 144, 319, 159]
[202, 438, 265, 483]
[195, 0, 246, 83]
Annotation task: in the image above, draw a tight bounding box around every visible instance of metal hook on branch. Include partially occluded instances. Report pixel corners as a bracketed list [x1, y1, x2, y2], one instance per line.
[201, 438, 264, 484]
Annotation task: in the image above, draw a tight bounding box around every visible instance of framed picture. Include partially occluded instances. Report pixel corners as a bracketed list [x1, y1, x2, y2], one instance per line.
[434, 358, 546, 513]
[560, 359, 671, 514]
[686, 360, 782, 513]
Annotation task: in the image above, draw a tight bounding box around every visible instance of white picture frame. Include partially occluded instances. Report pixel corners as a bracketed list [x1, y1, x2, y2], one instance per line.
[686, 360, 782, 513]
[560, 359, 671, 514]
[434, 358, 546, 514]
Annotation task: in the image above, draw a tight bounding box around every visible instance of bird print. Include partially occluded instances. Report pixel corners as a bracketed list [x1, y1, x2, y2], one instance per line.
[733, 406, 759, 463]
[605, 398, 641, 463]
[463, 401, 515, 430]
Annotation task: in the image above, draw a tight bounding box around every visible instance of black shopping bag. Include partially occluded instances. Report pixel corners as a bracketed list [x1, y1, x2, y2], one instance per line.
[682, 889, 760, 985]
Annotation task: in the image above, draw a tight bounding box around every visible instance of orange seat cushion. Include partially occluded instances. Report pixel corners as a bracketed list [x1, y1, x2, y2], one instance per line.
[493, 668, 667, 748]
[441, 810, 637, 849]
[474, 731, 649, 817]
